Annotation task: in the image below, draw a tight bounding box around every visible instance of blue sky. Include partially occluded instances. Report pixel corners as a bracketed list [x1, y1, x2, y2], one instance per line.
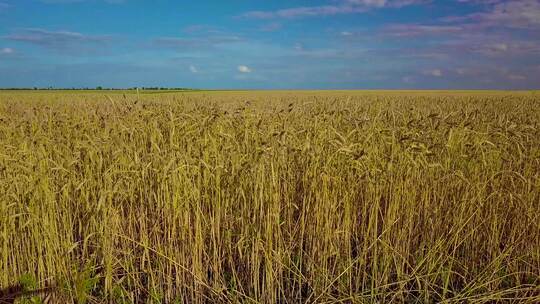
[0, 0, 539, 89]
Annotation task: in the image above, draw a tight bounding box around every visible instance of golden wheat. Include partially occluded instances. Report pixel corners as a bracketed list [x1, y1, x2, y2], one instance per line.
[0, 90, 539, 303]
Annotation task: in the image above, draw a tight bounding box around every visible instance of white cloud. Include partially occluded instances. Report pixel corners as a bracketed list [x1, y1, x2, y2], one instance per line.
[0, 47, 14, 55]
[41, 0, 125, 4]
[153, 36, 242, 49]
[383, 24, 464, 37]
[491, 43, 508, 52]
[260, 22, 282, 32]
[451, 0, 540, 29]
[189, 65, 198, 73]
[456, 68, 467, 75]
[346, 0, 387, 7]
[6, 28, 111, 50]
[508, 74, 526, 80]
[242, 0, 426, 19]
[426, 69, 443, 77]
[340, 31, 353, 36]
[237, 65, 252, 73]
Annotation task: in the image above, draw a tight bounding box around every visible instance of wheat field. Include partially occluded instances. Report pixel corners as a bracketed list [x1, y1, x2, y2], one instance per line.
[0, 90, 539, 303]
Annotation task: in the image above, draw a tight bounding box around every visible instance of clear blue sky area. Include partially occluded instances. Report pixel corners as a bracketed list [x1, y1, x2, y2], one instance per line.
[0, 0, 538, 89]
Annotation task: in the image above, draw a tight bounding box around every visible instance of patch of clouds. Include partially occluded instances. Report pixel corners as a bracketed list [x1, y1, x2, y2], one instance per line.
[40, 0, 126, 4]
[456, 68, 468, 75]
[259, 22, 283, 32]
[241, 0, 427, 19]
[379, 0, 540, 65]
[456, 0, 502, 4]
[4, 28, 111, 50]
[383, 24, 465, 37]
[347, 0, 429, 7]
[425, 69, 443, 77]
[153, 36, 242, 50]
[447, 65, 537, 88]
[242, 6, 368, 19]
[489, 43, 508, 52]
[508, 74, 526, 80]
[345, 0, 387, 7]
[0, 47, 14, 55]
[291, 46, 370, 60]
[237, 65, 252, 73]
[486, 0, 540, 28]
[376, 1, 540, 64]
[446, 0, 540, 29]
[438, 35, 540, 58]
[182, 25, 224, 35]
[293, 43, 304, 51]
[189, 65, 198, 73]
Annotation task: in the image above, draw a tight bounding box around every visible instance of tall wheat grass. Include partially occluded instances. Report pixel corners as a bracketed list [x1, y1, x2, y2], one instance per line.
[0, 91, 539, 303]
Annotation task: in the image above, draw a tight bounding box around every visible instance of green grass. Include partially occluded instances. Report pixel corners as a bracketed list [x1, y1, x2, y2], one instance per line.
[0, 91, 539, 303]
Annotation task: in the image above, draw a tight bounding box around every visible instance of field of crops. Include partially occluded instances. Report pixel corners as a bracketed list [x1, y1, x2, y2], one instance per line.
[0, 90, 539, 303]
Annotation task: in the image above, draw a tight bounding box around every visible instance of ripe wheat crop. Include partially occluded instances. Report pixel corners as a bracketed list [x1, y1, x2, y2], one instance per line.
[0, 90, 539, 303]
